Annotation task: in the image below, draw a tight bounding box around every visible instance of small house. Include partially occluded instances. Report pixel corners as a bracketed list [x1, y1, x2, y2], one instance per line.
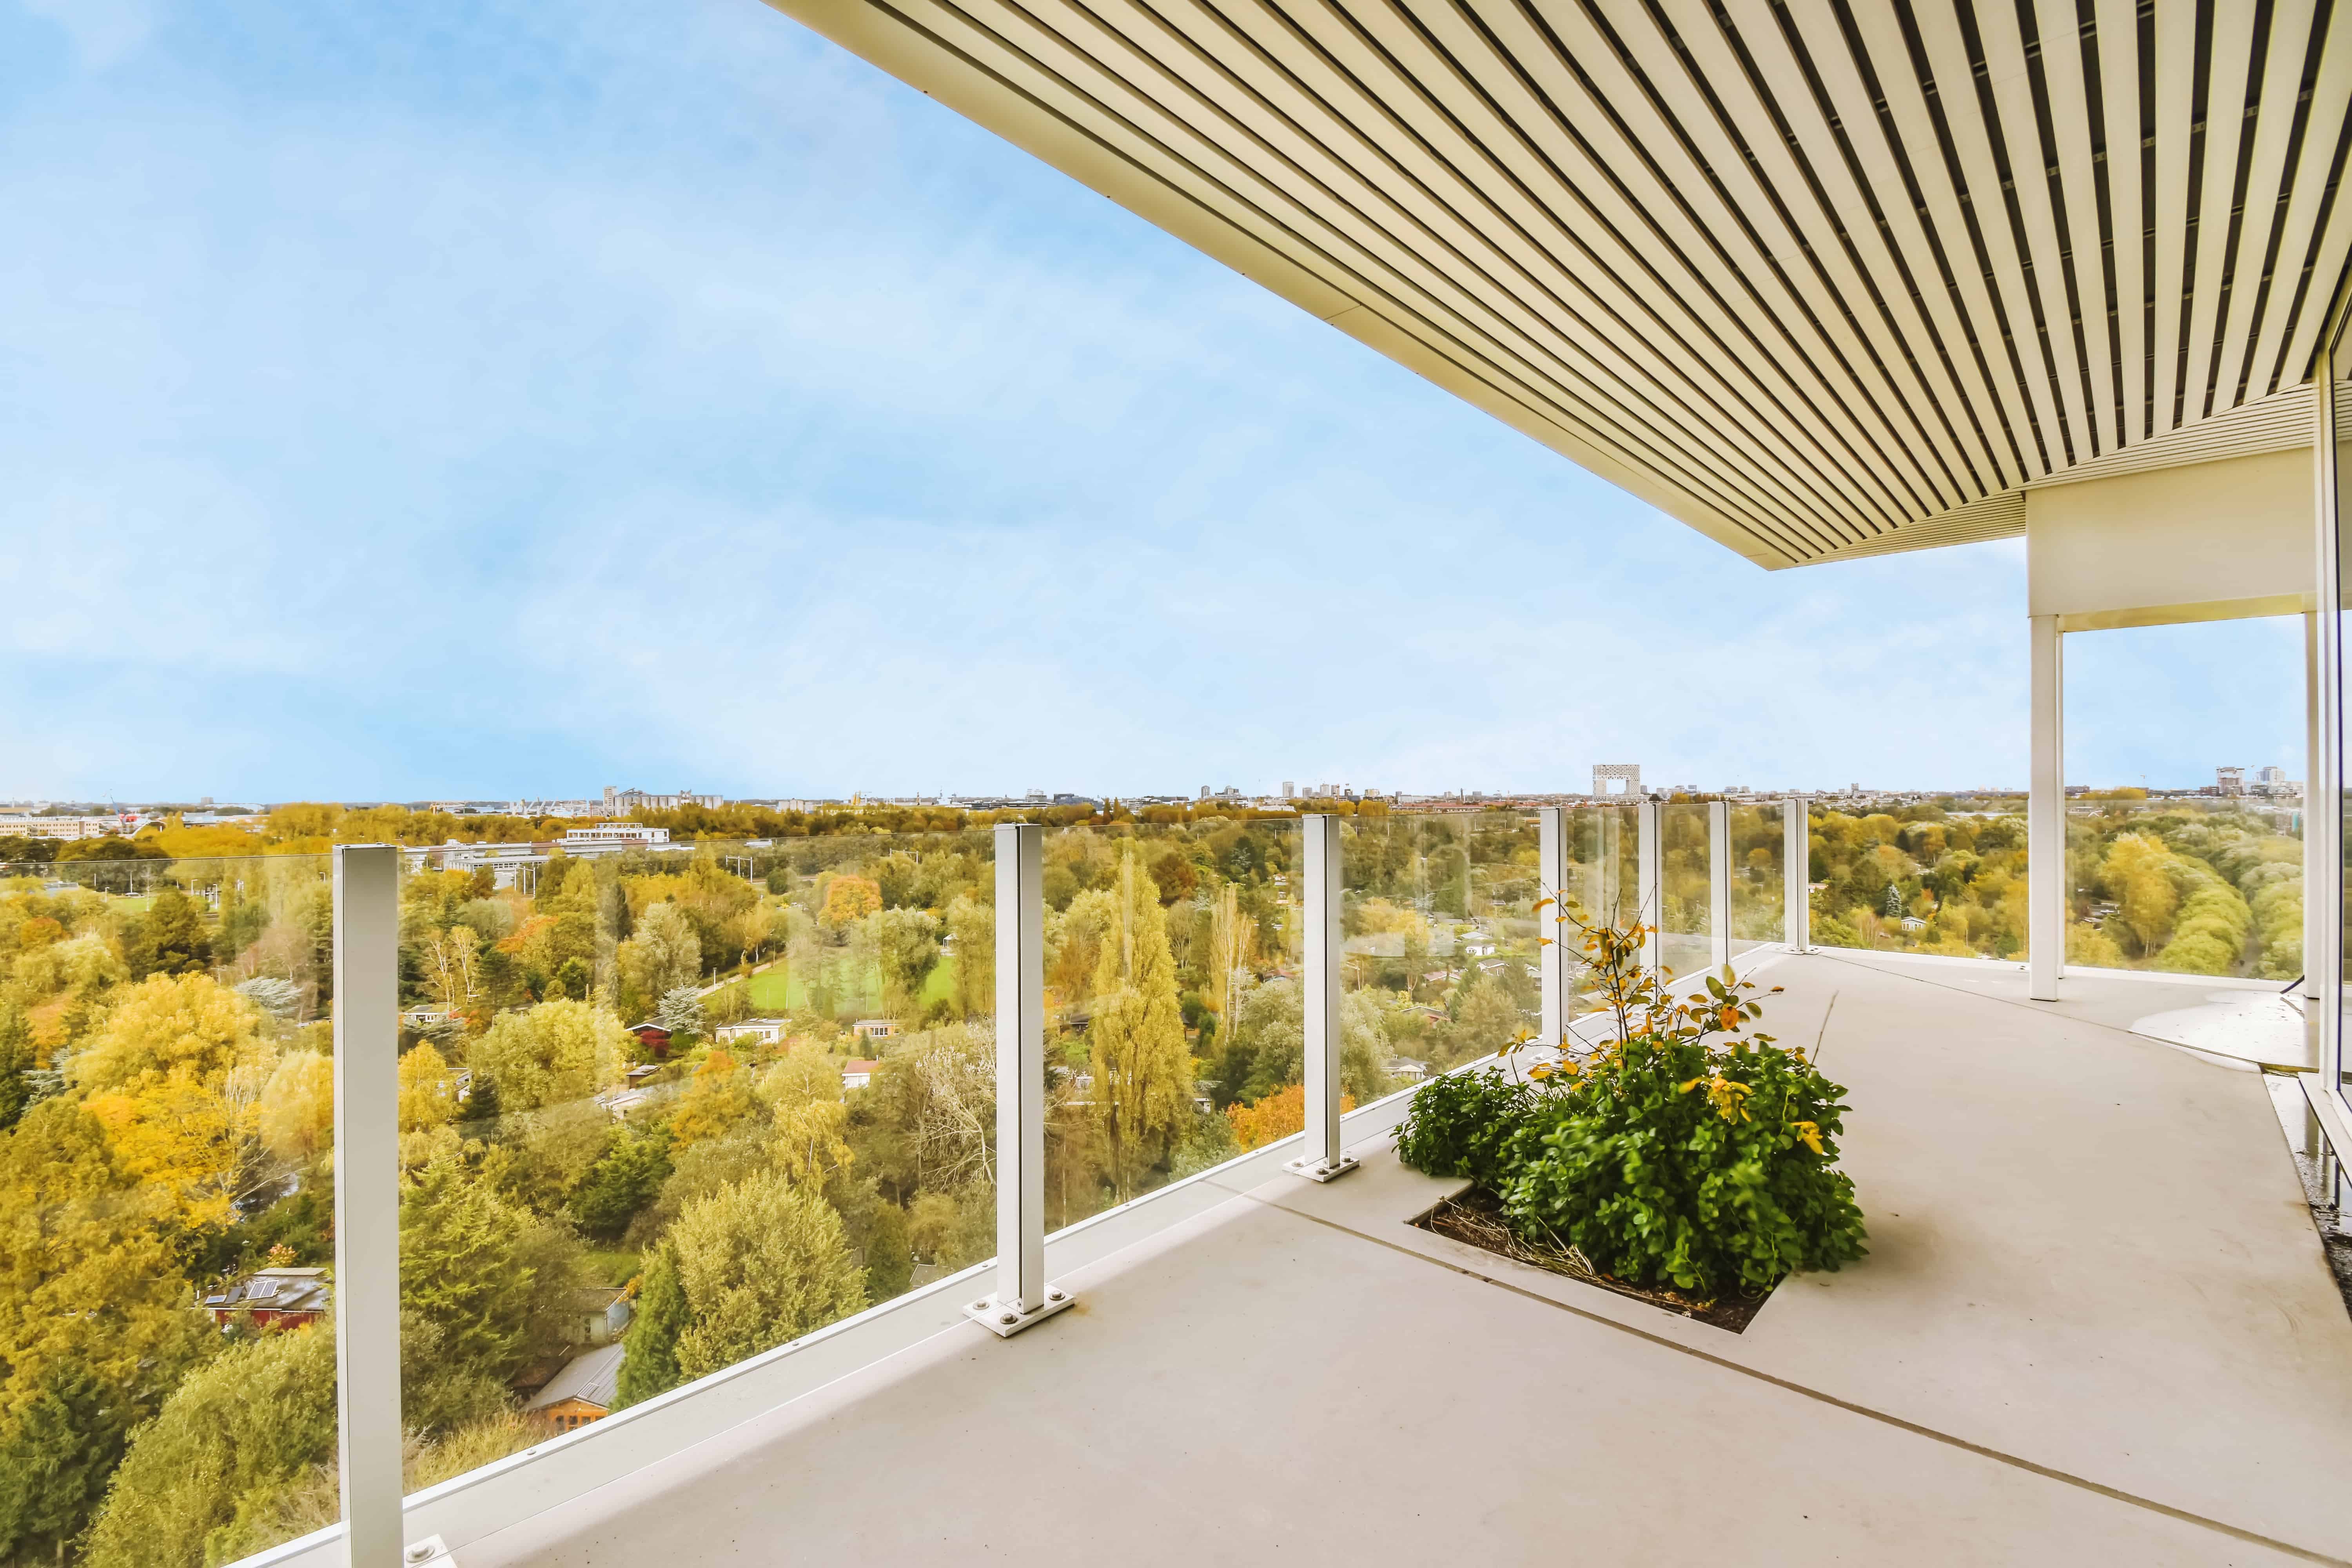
[525, 1342, 626, 1434]
[573, 1286, 634, 1346]
[204, 1266, 330, 1329]
[1463, 934, 1499, 957]
[1386, 1058, 1431, 1083]
[843, 1058, 880, 1090]
[626, 1021, 674, 1057]
[850, 1019, 902, 1043]
[717, 1018, 787, 1046]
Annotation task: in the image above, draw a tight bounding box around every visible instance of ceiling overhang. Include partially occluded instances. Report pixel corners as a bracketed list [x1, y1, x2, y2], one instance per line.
[761, 0, 2352, 568]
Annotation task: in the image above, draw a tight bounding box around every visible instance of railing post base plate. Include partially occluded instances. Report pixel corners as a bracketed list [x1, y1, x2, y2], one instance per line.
[962, 1286, 1076, 1338]
[1283, 1152, 1360, 1183]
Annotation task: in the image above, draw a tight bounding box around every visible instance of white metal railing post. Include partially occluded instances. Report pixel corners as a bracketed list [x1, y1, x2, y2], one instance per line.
[1637, 799, 1663, 976]
[332, 846, 404, 1568]
[1287, 815, 1358, 1182]
[2029, 614, 2065, 999]
[1537, 806, 1569, 1046]
[965, 822, 1073, 1336]
[1783, 797, 1811, 952]
[1707, 800, 1732, 973]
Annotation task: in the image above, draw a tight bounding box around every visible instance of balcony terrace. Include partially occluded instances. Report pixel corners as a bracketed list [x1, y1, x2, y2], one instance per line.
[264, 947, 2351, 1568]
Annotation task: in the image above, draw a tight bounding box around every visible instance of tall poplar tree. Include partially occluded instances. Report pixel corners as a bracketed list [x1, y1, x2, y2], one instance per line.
[1086, 847, 1191, 1200]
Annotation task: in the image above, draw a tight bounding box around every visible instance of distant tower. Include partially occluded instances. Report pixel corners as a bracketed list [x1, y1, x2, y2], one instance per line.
[1592, 763, 1642, 798]
[2216, 766, 2245, 795]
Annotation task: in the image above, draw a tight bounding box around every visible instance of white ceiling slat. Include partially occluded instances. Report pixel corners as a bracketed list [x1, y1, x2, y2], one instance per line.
[2033, 0, 2121, 456]
[1061, 0, 1840, 532]
[2178, 9, 2256, 424]
[1838, 1, 2045, 480]
[2247, 0, 2352, 397]
[1417, 0, 1927, 538]
[1209, 0, 1898, 538]
[904, 0, 1811, 544]
[1667, 0, 1969, 513]
[2208, 0, 2317, 416]
[1907, 0, 2076, 474]
[1775, 0, 2016, 494]
[2147, 0, 2195, 435]
[1578, 0, 1951, 517]
[2273, 176, 2352, 397]
[1974, 0, 2100, 462]
[1275, 0, 1902, 536]
[1393, 0, 1909, 533]
[1502, 0, 1931, 529]
[762, 0, 2349, 564]
[2091, 0, 2148, 446]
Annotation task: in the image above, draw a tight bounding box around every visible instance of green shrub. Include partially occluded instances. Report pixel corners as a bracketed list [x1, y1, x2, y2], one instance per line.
[1397, 912, 1866, 1300]
[1393, 1066, 1535, 1188]
[1503, 1029, 1864, 1296]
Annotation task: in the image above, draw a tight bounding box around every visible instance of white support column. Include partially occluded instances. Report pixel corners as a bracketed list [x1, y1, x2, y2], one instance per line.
[1536, 806, 1570, 1045]
[2307, 611, 2325, 1022]
[965, 822, 1073, 1337]
[2029, 614, 2065, 1000]
[2312, 338, 2345, 1091]
[1707, 800, 1732, 974]
[332, 846, 403, 1568]
[1637, 800, 1663, 976]
[1783, 797, 1811, 953]
[1286, 815, 1357, 1181]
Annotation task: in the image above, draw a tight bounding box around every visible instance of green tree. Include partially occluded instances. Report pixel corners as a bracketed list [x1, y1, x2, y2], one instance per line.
[569, 1131, 674, 1241]
[867, 907, 942, 1017]
[126, 886, 212, 979]
[668, 1167, 867, 1381]
[614, 1247, 688, 1409]
[468, 997, 626, 1113]
[400, 1154, 586, 1380]
[0, 1002, 33, 1132]
[0, 1357, 129, 1561]
[81, 1322, 337, 1568]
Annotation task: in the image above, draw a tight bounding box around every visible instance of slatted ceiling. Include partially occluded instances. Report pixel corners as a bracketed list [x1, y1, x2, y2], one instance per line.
[2091, 0, 2145, 449]
[770, 0, 2352, 566]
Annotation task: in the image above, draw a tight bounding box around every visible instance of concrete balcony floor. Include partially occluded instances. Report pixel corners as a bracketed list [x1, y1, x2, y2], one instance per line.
[462, 954, 2352, 1566]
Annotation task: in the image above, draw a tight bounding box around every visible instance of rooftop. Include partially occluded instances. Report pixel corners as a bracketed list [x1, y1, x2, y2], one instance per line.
[369, 954, 2352, 1566]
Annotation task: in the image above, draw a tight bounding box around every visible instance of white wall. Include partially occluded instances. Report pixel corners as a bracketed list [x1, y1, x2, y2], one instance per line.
[2025, 445, 2314, 630]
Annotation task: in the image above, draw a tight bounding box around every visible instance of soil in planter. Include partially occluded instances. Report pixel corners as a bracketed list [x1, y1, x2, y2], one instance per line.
[1414, 1187, 1773, 1333]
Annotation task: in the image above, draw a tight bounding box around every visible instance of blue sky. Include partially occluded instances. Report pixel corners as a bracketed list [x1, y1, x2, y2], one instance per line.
[0, 0, 2306, 802]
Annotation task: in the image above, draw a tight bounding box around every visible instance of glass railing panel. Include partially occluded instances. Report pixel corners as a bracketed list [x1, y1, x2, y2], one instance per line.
[1728, 802, 1785, 957]
[1805, 796, 2029, 960]
[393, 828, 995, 1488]
[1040, 814, 1298, 1230]
[0, 852, 344, 1561]
[2062, 795, 2304, 978]
[1658, 803, 1711, 979]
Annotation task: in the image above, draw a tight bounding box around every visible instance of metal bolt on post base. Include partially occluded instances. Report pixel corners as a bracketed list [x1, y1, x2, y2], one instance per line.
[962, 1285, 1076, 1338]
[404, 1537, 461, 1566]
[1282, 1150, 1359, 1184]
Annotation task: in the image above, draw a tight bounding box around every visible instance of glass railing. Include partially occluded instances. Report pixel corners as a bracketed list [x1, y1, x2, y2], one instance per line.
[1729, 802, 1785, 959]
[2062, 796, 2304, 979]
[388, 829, 998, 1494]
[4, 804, 1841, 1564]
[1039, 816, 1298, 1230]
[1658, 802, 1711, 978]
[1805, 796, 2029, 960]
[0, 853, 344, 1563]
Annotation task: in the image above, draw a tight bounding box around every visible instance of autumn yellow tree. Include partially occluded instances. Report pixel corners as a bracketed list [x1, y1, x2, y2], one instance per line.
[1086, 847, 1191, 1200]
[469, 998, 626, 1112]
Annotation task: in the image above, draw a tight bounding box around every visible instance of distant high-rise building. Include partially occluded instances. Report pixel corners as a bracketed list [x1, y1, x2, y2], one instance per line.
[1282, 780, 1295, 798]
[1592, 763, 1641, 797]
[2217, 766, 2245, 795]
